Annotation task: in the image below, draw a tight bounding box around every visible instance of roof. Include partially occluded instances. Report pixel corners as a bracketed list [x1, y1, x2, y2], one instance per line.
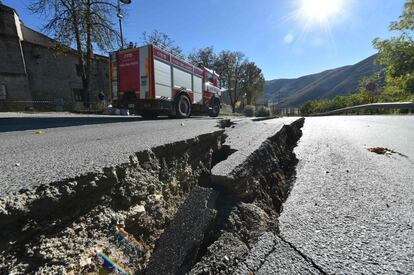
[0, 3, 16, 14]
[2, 2, 108, 61]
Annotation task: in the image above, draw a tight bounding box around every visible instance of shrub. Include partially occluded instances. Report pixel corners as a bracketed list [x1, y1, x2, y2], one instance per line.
[244, 105, 255, 117]
[255, 106, 270, 117]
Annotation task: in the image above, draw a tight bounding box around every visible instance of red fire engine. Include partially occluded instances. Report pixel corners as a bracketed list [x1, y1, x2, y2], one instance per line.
[109, 44, 221, 118]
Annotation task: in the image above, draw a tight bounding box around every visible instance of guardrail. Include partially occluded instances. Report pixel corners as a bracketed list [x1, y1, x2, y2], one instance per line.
[315, 102, 414, 116]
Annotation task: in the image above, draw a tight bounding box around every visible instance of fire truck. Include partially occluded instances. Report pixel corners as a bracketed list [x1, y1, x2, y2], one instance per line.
[109, 44, 221, 118]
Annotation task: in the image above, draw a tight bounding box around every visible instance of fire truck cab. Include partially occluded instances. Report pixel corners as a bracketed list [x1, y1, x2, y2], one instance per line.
[109, 44, 221, 118]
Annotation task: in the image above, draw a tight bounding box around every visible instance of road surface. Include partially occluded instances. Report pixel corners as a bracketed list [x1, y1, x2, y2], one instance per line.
[0, 114, 221, 196]
[259, 115, 414, 274]
[0, 113, 144, 133]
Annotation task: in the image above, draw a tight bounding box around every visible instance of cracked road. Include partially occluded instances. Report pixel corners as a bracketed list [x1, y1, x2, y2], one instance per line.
[1, 113, 413, 274]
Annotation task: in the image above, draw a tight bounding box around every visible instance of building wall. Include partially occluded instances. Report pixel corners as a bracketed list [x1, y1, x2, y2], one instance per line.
[22, 42, 109, 109]
[0, 4, 31, 110]
[0, 3, 109, 111]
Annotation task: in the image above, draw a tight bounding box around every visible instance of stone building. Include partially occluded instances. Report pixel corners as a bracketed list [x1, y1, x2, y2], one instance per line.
[0, 3, 109, 111]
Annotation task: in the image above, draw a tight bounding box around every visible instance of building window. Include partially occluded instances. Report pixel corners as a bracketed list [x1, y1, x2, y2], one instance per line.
[73, 88, 86, 102]
[0, 84, 7, 100]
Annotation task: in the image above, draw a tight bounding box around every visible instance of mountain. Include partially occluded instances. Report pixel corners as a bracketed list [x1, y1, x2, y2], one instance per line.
[264, 54, 382, 107]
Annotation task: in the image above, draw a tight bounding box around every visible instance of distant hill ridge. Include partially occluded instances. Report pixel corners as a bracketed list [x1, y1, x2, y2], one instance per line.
[264, 54, 382, 107]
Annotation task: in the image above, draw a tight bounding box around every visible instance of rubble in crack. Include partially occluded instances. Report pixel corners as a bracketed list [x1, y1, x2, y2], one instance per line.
[189, 232, 248, 275]
[146, 186, 219, 275]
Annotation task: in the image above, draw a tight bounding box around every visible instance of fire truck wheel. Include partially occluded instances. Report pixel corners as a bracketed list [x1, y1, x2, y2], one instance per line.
[209, 99, 220, 117]
[141, 111, 158, 119]
[175, 94, 191, 118]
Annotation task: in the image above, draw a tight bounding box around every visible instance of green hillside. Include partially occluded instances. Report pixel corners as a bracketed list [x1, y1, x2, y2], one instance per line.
[265, 55, 382, 107]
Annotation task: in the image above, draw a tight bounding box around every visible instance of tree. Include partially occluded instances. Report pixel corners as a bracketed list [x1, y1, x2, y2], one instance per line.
[240, 62, 265, 105]
[188, 46, 217, 68]
[373, 0, 414, 95]
[141, 30, 183, 58]
[30, 0, 122, 103]
[215, 51, 247, 113]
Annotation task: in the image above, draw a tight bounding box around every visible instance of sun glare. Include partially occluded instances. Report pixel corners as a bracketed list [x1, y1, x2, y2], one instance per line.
[296, 0, 344, 26]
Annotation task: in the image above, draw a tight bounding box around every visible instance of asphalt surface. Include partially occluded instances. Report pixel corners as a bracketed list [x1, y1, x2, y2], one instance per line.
[272, 116, 414, 274]
[235, 232, 321, 274]
[0, 114, 221, 196]
[0, 114, 144, 133]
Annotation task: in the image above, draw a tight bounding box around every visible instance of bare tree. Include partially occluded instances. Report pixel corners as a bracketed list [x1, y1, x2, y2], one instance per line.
[29, 0, 122, 103]
[141, 30, 183, 58]
[188, 46, 217, 68]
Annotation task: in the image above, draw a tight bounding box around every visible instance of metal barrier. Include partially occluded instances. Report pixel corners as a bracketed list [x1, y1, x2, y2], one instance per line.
[315, 102, 414, 116]
[270, 107, 300, 116]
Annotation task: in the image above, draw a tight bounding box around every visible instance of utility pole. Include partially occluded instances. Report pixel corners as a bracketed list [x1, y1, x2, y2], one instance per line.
[118, 0, 131, 49]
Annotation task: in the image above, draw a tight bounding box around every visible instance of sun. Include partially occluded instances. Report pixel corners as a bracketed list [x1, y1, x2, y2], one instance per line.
[296, 0, 344, 26]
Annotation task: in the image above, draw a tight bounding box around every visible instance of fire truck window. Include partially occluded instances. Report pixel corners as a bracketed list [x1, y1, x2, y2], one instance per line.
[207, 72, 214, 83]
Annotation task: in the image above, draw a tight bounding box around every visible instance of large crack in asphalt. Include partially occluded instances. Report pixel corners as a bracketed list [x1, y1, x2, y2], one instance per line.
[0, 118, 306, 274]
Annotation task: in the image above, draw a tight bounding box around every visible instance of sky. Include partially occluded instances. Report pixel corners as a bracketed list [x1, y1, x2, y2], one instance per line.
[2, 0, 407, 80]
